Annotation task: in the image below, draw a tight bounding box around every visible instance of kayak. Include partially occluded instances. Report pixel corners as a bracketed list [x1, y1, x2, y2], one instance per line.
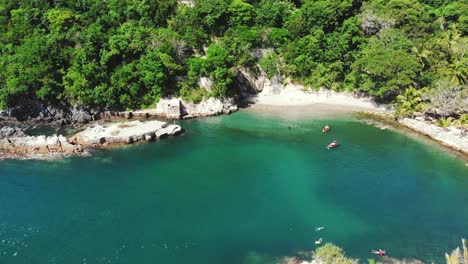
[327, 142, 339, 149]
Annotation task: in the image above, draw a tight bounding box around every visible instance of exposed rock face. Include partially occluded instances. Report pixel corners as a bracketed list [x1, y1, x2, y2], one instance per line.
[70, 106, 93, 124]
[235, 66, 284, 97]
[178, 0, 195, 7]
[3, 96, 238, 125]
[197, 77, 213, 91]
[359, 7, 395, 36]
[70, 120, 182, 147]
[0, 126, 26, 138]
[155, 97, 238, 119]
[155, 99, 182, 119]
[235, 68, 267, 96]
[399, 118, 468, 154]
[0, 134, 84, 160]
[0, 120, 183, 159]
[181, 97, 238, 118]
[3, 104, 91, 124]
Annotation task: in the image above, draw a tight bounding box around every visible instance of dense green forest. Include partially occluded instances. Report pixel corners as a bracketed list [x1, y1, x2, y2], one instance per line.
[0, 0, 466, 119]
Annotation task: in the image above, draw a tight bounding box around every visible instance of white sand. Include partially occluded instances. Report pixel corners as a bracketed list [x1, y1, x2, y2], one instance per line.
[251, 84, 386, 112]
[247, 84, 467, 156]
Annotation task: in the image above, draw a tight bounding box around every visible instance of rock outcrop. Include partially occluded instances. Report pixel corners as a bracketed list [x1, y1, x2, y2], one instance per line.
[154, 99, 182, 119]
[2, 96, 239, 125]
[70, 120, 182, 147]
[0, 126, 26, 138]
[0, 134, 85, 160]
[0, 120, 183, 159]
[181, 97, 238, 118]
[155, 97, 238, 119]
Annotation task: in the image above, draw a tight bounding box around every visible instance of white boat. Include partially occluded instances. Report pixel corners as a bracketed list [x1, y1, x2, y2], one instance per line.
[315, 238, 323, 245]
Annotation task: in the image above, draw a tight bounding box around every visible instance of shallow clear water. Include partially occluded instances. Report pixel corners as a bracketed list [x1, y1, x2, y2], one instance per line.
[0, 111, 467, 264]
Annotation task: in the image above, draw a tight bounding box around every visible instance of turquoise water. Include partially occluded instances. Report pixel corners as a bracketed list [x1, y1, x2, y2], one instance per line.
[0, 111, 467, 264]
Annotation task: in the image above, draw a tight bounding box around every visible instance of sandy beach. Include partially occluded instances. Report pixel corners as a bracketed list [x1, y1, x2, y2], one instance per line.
[245, 84, 387, 120]
[246, 85, 467, 156]
[251, 84, 386, 111]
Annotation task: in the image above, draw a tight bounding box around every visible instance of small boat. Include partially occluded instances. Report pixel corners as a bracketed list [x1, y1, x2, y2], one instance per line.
[371, 249, 386, 256]
[322, 126, 330, 133]
[327, 141, 339, 149]
[315, 238, 323, 245]
[315, 227, 325, 231]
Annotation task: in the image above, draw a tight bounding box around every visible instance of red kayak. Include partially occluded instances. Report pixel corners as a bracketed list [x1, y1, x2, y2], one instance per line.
[371, 249, 386, 256]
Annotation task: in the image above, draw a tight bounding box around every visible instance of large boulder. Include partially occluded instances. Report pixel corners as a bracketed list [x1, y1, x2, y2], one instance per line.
[0, 126, 26, 139]
[155, 99, 182, 119]
[181, 97, 238, 118]
[70, 107, 93, 124]
[7, 103, 42, 121]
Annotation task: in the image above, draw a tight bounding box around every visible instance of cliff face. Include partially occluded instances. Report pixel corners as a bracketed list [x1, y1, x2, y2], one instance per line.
[155, 97, 238, 120]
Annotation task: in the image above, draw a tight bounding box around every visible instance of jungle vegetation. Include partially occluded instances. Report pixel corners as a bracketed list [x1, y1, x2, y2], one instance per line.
[0, 0, 466, 121]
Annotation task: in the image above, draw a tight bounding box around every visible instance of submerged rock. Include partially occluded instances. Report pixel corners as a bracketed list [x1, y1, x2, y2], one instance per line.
[69, 120, 182, 147]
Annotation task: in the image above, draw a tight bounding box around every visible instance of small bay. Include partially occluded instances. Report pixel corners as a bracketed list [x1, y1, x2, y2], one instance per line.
[0, 110, 467, 264]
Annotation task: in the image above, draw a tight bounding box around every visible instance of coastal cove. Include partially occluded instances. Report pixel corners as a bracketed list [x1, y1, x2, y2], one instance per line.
[0, 110, 467, 264]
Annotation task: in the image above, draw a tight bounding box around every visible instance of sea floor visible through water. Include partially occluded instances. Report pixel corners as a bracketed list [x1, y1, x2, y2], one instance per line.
[0, 108, 467, 264]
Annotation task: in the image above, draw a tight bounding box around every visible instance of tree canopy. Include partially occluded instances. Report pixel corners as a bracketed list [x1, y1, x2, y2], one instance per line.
[0, 0, 466, 113]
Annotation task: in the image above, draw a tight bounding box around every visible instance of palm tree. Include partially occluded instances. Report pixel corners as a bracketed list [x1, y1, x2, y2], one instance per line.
[437, 117, 453, 130]
[411, 45, 432, 69]
[451, 114, 468, 136]
[395, 87, 425, 119]
[447, 60, 467, 86]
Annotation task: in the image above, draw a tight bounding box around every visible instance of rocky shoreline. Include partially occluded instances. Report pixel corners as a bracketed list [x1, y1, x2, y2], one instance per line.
[399, 118, 468, 155]
[0, 134, 86, 160]
[0, 120, 182, 160]
[70, 120, 182, 147]
[0, 97, 238, 125]
[0, 97, 233, 160]
[1, 86, 466, 159]
[356, 112, 467, 156]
